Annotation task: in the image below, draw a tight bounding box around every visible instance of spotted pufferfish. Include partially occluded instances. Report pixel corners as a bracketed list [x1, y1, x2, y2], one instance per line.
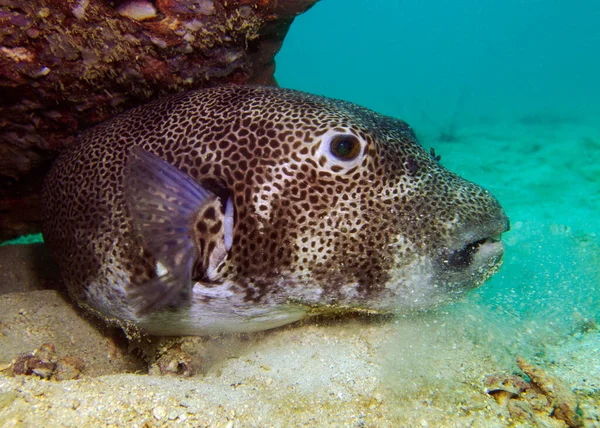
[42, 85, 509, 336]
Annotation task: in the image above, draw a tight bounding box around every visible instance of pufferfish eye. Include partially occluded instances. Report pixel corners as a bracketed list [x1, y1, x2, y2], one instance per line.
[329, 135, 361, 161]
[317, 130, 366, 173]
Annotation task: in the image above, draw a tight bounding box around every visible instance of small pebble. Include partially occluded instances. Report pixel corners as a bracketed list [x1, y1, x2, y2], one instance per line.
[26, 28, 40, 38]
[117, 0, 157, 21]
[153, 405, 166, 420]
[54, 356, 85, 381]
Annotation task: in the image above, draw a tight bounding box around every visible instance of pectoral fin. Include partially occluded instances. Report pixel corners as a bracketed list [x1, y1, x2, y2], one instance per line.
[123, 146, 232, 315]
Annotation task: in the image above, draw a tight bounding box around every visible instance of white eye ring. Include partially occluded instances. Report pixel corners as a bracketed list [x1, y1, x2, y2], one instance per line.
[317, 129, 366, 172]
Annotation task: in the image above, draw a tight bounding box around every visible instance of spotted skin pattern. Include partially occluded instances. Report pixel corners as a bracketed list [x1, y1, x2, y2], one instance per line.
[42, 86, 509, 335]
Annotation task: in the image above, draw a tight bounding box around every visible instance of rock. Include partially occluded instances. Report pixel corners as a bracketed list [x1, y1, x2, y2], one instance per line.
[484, 358, 588, 428]
[54, 356, 86, 381]
[148, 341, 195, 377]
[484, 373, 530, 406]
[485, 358, 585, 427]
[517, 357, 584, 428]
[0, 0, 318, 241]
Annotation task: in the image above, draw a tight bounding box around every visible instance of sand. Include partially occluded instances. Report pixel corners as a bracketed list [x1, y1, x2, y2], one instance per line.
[0, 118, 598, 427]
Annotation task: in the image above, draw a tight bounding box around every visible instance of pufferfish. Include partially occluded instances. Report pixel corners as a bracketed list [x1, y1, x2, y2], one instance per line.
[42, 85, 509, 336]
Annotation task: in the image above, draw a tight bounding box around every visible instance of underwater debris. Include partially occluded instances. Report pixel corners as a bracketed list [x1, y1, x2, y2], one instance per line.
[484, 373, 530, 406]
[573, 318, 599, 335]
[149, 344, 194, 377]
[53, 355, 86, 381]
[4, 343, 85, 381]
[517, 357, 584, 428]
[141, 336, 208, 376]
[485, 358, 584, 428]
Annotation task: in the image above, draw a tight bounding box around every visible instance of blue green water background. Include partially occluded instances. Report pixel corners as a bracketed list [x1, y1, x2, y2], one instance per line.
[276, 0, 600, 127]
[276, 1, 600, 352]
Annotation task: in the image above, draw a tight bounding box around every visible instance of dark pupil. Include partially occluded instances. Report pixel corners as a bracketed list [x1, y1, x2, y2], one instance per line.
[331, 136, 359, 160]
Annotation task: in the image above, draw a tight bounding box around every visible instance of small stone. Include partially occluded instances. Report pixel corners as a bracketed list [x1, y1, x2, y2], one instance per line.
[35, 343, 56, 361]
[72, 0, 89, 19]
[152, 346, 193, 376]
[26, 28, 40, 38]
[54, 356, 85, 381]
[37, 8, 50, 18]
[117, 0, 157, 21]
[29, 360, 56, 379]
[11, 354, 35, 376]
[153, 406, 166, 420]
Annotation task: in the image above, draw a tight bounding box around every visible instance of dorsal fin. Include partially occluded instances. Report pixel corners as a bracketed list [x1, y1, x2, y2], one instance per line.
[123, 146, 231, 315]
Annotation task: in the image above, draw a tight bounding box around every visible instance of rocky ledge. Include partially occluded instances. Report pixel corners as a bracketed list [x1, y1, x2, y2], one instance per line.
[0, 0, 317, 241]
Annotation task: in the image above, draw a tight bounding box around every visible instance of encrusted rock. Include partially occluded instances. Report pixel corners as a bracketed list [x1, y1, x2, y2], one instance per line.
[517, 356, 584, 428]
[484, 358, 584, 428]
[150, 345, 194, 377]
[9, 342, 57, 378]
[0, 0, 318, 241]
[484, 373, 530, 406]
[5, 342, 86, 380]
[54, 355, 85, 381]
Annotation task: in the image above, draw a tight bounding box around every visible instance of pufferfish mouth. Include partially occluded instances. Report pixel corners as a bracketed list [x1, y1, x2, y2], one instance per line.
[438, 214, 510, 273]
[441, 232, 505, 271]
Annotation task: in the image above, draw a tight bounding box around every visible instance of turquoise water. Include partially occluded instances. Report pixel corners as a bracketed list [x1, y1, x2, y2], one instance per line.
[276, 0, 600, 128]
[276, 1, 600, 355]
[0, 233, 43, 246]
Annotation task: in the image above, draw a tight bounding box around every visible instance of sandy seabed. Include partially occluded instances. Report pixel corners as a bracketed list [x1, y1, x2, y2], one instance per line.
[0, 118, 599, 427]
